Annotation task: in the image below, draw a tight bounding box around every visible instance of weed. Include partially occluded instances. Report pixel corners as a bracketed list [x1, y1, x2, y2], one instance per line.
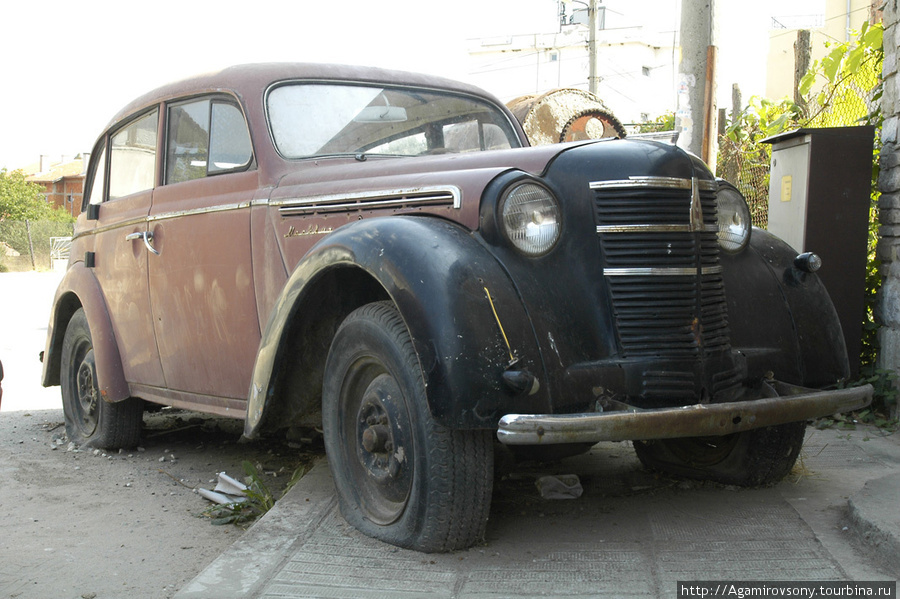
[202, 457, 317, 527]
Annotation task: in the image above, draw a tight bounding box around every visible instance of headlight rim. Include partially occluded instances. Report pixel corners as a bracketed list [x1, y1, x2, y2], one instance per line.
[498, 179, 563, 257]
[715, 180, 752, 254]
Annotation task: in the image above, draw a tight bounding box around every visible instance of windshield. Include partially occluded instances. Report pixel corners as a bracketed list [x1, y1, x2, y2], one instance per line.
[267, 83, 520, 159]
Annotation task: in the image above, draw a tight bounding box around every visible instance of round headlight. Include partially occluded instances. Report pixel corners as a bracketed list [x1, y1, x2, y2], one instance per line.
[716, 182, 752, 253]
[500, 182, 561, 256]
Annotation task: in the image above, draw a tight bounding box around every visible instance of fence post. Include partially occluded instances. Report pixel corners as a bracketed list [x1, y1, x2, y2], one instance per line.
[25, 219, 36, 271]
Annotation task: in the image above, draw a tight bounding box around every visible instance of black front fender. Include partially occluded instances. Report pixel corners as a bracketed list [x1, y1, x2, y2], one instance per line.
[724, 227, 850, 386]
[244, 216, 548, 437]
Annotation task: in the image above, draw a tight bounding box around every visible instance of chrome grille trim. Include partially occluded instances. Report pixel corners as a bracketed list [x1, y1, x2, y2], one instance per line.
[603, 266, 724, 276]
[594, 175, 731, 360]
[597, 224, 718, 234]
[274, 185, 461, 216]
[590, 176, 717, 191]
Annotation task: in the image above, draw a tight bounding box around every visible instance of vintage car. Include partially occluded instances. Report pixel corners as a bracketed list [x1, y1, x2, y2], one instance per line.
[42, 63, 871, 552]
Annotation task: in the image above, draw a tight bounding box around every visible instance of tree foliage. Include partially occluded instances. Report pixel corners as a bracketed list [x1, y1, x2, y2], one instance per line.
[0, 168, 73, 222]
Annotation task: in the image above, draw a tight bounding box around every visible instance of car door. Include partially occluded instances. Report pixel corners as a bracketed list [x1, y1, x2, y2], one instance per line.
[146, 96, 260, 406]
[89, 108, 166, 388]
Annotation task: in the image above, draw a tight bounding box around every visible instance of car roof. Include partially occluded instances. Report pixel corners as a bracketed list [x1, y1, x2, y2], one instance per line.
[105, 62, 505, 132]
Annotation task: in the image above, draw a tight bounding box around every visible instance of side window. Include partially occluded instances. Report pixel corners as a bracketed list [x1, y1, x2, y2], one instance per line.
[108, 109, 159, 200]
[209, 102, 252, 173]
[166, 99, 210, 184]
[85, 146, 106, 207]
[443, 121, 513, 153]
[166, 97, 252, 184]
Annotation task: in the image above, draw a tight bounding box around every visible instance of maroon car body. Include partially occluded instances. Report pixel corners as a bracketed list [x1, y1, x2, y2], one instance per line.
[41, 63, 870, 552]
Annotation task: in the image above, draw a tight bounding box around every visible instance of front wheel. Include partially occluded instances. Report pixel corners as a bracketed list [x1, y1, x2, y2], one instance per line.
[322, 302, 493, 552]
[633, 422, 806, 487]
[60, 308, 143, 449]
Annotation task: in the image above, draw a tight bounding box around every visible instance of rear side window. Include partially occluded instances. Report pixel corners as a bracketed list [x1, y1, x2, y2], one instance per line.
[166, 97, 252, 185]
[85, 146, 106, 207]
[108, 109, 159, 200]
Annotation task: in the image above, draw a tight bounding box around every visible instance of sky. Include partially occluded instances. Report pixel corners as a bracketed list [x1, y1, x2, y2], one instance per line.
[0, 0, 821, 171]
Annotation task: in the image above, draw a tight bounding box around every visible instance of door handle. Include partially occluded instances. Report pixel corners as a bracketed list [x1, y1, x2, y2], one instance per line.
[125, 231, 160, 255]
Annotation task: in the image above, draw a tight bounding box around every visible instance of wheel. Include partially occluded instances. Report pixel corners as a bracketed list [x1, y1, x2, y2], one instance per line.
[322, 301, 493, 552]
[60, 308, 143, 449]
[633, 421, 806, 487]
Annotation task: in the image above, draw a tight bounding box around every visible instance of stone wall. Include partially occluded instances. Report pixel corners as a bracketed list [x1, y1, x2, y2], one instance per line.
[878, 0, 900, 418]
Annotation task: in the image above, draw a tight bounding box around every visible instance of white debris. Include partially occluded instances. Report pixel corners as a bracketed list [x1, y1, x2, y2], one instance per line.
[198, 472, 249, 505]
[213, 472, 247, 496]
[535, 474, 583, 500]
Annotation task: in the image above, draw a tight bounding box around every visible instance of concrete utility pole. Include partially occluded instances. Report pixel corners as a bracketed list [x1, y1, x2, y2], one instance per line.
[676, 0, 717, 167]
[588, 0, 599, 94]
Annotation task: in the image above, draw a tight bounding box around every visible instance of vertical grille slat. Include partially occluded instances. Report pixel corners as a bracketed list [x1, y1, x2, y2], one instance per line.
[594, 178, 732, 360]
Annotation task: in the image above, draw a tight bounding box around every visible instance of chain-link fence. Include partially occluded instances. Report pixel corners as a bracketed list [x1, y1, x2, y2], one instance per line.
[717, 136, 773, 228]
[0, 220, 75, 272]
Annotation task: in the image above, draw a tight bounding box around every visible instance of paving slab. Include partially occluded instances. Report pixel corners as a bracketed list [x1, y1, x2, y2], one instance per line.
[177, 427, 900, 598]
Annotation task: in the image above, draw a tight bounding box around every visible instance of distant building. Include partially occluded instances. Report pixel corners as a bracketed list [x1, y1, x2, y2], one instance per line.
[766, 0, 882, 101]
[466, 1, 678, 126]
[24, 156, 85, 218]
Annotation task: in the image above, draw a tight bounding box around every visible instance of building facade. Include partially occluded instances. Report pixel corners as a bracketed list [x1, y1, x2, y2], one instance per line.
[24, 157, 84, 218]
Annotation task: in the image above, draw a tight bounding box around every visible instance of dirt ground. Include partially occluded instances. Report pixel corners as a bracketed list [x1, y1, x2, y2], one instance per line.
[0, 407, 320, 599]
[0, 272, 322, 598]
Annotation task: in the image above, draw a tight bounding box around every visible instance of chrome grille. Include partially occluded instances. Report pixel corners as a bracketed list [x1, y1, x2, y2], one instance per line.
[593, 177, 731, 359]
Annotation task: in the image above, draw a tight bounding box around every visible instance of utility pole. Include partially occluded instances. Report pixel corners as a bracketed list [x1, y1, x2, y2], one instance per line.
[676, 0, 717, 167]
[588, 0, 599, 94]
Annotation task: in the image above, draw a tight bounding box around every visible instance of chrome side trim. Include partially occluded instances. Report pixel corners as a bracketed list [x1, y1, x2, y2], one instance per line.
[590, 176, 717, 191]
[148, 201, 252, 222]
[73, 216, 150, 240]
[273, 185, 461, 216]
[597, 224, 718, 234]
[72, 201, 252, 240]
[603, 266, 724, 276]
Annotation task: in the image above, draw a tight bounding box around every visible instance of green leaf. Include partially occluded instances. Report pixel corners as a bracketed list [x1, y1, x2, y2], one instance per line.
[863, 25, 883, 51]
[822, 48, 845, 82]
[845, 46, 864, 76]
[799, 72, 816, 97]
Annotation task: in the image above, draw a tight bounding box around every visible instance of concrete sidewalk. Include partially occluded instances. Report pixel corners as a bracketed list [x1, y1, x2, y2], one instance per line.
[176, 426, 899, 598]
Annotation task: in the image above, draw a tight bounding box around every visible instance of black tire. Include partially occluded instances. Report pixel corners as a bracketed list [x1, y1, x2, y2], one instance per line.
[60, 308, 143, 449]
[633, 421, 806, 487]
[322, 302, 493, 552]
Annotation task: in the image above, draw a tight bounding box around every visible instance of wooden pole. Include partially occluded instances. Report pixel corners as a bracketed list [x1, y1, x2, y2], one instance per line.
[701, 44, 718, 170]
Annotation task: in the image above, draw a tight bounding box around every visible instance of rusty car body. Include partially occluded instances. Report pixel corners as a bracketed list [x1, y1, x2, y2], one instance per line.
[42, 63, 871, 552]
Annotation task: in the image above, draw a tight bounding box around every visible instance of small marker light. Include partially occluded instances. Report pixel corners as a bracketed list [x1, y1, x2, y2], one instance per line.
[793, 252, 822, 273]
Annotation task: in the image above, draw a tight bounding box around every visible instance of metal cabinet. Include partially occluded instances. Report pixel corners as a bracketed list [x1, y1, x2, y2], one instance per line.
[764, 126, 875, 376]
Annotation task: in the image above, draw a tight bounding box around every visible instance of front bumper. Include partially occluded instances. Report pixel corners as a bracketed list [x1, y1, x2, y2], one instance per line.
[497, 382, 873, 445]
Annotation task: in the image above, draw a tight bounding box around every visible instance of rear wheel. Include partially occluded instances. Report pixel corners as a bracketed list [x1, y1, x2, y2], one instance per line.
[61, 308, 142, 449]
[323, 302, 493, 552]
[633, 422, 806, 486]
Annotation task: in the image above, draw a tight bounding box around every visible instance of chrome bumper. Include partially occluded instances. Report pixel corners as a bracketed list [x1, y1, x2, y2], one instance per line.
[497, 383, 873, 445]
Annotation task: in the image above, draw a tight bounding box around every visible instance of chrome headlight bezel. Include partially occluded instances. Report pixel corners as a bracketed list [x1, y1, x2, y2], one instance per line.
[499, 180, 562, 257]
[716, 181, 752, 253]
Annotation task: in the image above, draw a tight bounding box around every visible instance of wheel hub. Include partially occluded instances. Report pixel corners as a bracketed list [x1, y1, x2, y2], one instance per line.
[344, 371, 412, 524]
[362, 423, 391, 453]
[76, 349, 99, 430]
